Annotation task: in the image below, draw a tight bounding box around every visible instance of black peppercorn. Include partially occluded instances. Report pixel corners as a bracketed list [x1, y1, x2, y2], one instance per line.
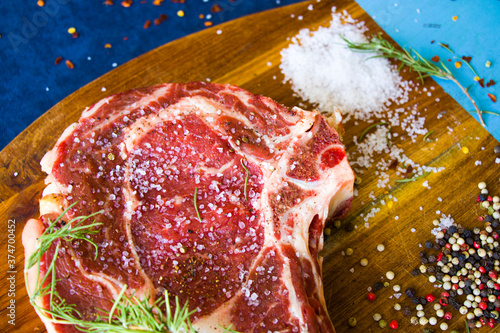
[405, 288, 416, 298]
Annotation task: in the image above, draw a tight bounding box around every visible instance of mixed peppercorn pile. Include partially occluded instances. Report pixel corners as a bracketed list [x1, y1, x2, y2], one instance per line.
[360, 180, 500, 331]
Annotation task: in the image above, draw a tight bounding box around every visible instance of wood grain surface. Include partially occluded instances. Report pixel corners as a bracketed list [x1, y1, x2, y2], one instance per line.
[1, 0, 499, 332]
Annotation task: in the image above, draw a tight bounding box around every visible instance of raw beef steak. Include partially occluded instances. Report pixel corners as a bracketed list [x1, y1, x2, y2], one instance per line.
[23, 82, 354, 333]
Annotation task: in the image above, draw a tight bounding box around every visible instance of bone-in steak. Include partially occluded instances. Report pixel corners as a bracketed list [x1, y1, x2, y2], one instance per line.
[23, 82, 354, 333]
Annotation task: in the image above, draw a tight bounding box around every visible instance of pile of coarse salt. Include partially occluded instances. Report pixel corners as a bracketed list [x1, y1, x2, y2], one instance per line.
[280, 7, 409, 121]
[280, 7, 445, 224]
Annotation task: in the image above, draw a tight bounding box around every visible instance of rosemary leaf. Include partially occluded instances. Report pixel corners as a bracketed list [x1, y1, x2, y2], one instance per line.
[423, 130, 435, 142]
[395, 171, 431, 183]
[358, 122, 390, 142]
[194, 187, 202, 222]
[240, 158, 250, 201]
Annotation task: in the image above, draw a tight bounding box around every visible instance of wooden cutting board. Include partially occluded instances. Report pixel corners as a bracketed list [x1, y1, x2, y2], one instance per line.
[1, 0, 498, 331]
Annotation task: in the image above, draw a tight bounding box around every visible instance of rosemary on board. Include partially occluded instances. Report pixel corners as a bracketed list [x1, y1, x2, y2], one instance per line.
[240, 158, 250, 201]
[25, 204, 239, 332]
[423, 130, 435, 143]
[342, 34, 487, 128]
[358, 121, 390, 142]
[394, 171, 431, 183]
[194, 187, 202, 222]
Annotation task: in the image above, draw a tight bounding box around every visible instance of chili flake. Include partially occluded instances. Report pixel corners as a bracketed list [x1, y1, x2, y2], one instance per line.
[105, 43, 112, 48]
[204, 21, 213, 27]
[486, 79, 496, 87]
[431, 55, 440, 62]
[65, 60, 75, 69]
[143, 20, 151, 29]
[68, 27, 76, 34]
[177, 10, 185, 17]
[452, 15, 458, 21]
[478, 78, 485, 88]
[462, 56, 472, 63]
[103, 0, 114, 5]
[37, 0, 45, 6]
[55, 56, 63, 65]
[454, 61, 462, 68]
[121, 0, 132, 7]
[211, 4, 222, 13]
[72, 32, 79, 38]
[488, 93, 497, 103]
[485, 61, 492, 68]
[152, 0, 163, 4]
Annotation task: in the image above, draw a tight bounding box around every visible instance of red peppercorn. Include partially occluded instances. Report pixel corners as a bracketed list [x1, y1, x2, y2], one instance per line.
[367, 292, 376, 301]
[489, 321, 495, 328]
[490, 271, 498, 279]
[437, 253, 443, 262]
[445, 243, 452, 249]
[493, 232, 499, 240]
[488, 195, 493, 202]
[478, 216, 484, 221]
[426, 294, 435, 302]
[480, 317, 487, 325]
[495, 283, 500, 290]
[474, 241, 481, 249]
[390, 320, 398, 329]
[479, 283, 486, 290]
[441, 291, 449, 298]
[444, 312, 452, 320]
[452, 284, 459, 290]
[479, 301, 488, 310]
[479, 266, 486, 274]
[439, 298, 449, 306]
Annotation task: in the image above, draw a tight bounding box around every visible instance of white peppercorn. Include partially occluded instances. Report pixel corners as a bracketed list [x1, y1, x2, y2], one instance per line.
[419, 317, 428, 325]
[428, 317, 437, 325]
[373, 313, 381, 321]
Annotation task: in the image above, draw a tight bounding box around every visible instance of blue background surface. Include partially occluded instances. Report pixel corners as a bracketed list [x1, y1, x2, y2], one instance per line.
[1, 0, 499, 150]
[356, 0, 500, 141]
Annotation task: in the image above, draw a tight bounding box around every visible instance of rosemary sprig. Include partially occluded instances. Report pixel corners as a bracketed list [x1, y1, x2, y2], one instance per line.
[394, 171, 431, 183]
[342, 34, 487, 128]
[194, 187, 202, 222]
[240, 158, 250, 201]
[25, 206, 240, 332]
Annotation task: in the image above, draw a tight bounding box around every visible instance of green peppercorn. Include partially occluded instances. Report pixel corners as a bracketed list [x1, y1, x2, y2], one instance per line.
[379, 319, 387, 328]
[348, 317, 357, 327]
